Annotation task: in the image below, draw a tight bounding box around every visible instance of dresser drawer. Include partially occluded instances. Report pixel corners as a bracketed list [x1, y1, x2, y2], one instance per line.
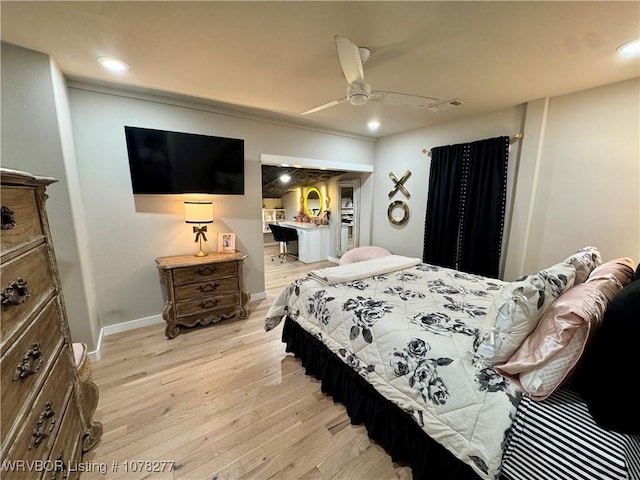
[1, 299, 64, 443]
[173, 275, 239, 302]
[43, 399, 82, 480]
[3, 347, 74, 464]
[1, 245, 55, 343]
[176, 292, 240, 318]
[173, 261, 238, 285]
[0, 186, 44, 256]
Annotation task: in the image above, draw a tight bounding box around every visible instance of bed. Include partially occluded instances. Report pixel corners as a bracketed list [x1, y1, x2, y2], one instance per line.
[265, 248, 640, 480]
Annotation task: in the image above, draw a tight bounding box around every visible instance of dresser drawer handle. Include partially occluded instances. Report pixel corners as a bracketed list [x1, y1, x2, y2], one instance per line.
[51, 454, 68, 480]
[13, 342, 44, 382]
[29, 401, 56, 449]
[197, 266, 217, 276]
[1, 205, 16, 230]
[1, 278, 30, 309]
[197, 282, 220, 293]
[199, 299, 220, 309]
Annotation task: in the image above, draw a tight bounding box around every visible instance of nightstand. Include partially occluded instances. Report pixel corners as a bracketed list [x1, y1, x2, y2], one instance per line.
[155, 251, 250, 338]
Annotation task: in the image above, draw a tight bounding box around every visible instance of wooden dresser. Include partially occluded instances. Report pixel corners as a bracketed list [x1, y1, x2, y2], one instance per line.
[156, 252, 250, 338]
[1, 168, 102, 479]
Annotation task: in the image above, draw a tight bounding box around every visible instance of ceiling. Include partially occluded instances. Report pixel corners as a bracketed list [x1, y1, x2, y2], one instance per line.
[1, 2, 638, 139]
[261, 165, 345, 199]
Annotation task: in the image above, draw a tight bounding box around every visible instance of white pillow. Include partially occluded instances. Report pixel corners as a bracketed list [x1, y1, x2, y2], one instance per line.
[475, 261, 576, 366]
[562, 246, 601, 283]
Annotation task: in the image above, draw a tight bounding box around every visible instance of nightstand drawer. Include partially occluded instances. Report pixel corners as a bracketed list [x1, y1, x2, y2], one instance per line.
[1, 244, 55, 343]
[3, 346, 74, 463]
[174, 276, 239, 302]
[0, 186, 44, 255]
[173, 261, 238, 285]
[176, 292, 240, 318]
[1, 299, 64, 443]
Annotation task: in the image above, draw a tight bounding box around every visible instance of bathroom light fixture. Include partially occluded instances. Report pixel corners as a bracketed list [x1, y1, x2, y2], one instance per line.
[97, 56, 129, 71]
[184, 201, 214, 257]
[367, 120, 380, 131]
[617, 39, 640, 57]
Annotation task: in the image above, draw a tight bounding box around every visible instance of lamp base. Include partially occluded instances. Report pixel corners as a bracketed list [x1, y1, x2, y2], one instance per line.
[192, 225, 208, 257]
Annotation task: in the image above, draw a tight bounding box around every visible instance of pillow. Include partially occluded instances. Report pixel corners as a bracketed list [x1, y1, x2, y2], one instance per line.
[586, 257, 636, 287]
[495, 275, 621, 400]
[562, 246, 601, 283]
[571, 278, 640, 434]
[475, 261, 576, 366]
[339, 246, 392, 265]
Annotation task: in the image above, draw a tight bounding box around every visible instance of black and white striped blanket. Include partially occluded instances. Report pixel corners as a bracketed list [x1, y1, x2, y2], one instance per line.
[500, 388, 640, 480]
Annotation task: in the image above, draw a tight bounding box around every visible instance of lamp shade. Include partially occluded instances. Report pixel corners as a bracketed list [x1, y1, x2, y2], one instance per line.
[184, 201, 213, 224]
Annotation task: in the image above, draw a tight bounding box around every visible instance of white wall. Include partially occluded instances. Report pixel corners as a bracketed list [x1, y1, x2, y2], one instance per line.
[372, 106, 526, 270]
[67, 84, 375, 328]
[1, 42, 99, 348]
[505, 78, 640, 278]
[373, 79, 640, 280]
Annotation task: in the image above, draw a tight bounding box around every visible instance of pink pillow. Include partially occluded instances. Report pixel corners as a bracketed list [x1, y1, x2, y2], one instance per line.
[339, 246, 392, 265]
[586, 257, 636, 287]
[496, 275, 622, 401]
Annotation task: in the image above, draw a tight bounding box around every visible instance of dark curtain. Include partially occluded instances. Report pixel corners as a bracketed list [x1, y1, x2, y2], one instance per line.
[423, 144, 465, 270]
[423, 136, 509, 278]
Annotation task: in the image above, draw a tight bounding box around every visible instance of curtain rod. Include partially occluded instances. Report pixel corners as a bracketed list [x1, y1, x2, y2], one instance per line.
[422, 133, 524, 157]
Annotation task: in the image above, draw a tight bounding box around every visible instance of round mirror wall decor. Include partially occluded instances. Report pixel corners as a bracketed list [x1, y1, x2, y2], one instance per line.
[303, 187, 322, 218]
[387, 200, 409, 226]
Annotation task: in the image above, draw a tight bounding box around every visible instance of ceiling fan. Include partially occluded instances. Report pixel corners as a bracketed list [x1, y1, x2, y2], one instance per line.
[301, 35, 438, 116]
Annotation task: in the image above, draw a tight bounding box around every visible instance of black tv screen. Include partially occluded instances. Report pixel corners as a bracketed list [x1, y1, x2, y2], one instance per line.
[124, 126, 244, 194]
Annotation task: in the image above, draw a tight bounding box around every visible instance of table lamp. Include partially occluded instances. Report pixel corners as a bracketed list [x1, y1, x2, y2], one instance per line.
[184, 201, 214, 257]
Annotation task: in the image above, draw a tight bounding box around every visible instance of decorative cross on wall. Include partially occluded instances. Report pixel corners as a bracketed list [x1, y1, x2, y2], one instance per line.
[388, 171, 411, 199]
[387, 170, 411, 226]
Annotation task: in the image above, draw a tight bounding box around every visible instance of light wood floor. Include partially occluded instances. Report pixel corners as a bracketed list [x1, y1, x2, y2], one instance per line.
[83, 246, 412, 480]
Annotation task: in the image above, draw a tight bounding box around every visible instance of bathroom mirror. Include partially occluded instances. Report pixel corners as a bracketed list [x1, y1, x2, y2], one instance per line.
[303, 187, 322, 218]
[336, 179, 360, 257]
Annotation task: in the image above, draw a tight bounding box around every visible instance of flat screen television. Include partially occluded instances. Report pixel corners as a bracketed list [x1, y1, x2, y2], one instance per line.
[124, 126, 245, 194]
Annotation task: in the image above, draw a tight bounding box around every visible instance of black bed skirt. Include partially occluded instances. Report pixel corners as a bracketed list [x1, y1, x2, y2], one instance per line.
[282, 316, 482, 480]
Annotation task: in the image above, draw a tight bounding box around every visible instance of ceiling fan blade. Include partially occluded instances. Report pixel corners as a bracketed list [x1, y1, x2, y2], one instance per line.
[371, 91, 438, 109]
[300, 97, 348, 116]
[335, 35, 365, 84]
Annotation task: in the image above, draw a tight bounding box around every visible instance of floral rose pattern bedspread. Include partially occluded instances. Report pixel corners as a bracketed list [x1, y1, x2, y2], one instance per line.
[265, 262, 522, 480]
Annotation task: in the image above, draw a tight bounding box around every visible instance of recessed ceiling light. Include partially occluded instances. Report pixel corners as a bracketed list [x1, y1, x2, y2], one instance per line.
[367, 120, 380, 131]
[279, 174, 291, 183]
[617, 39, 640, 57]
[280, 163, 290, 167]
[97, 56, 129, 71]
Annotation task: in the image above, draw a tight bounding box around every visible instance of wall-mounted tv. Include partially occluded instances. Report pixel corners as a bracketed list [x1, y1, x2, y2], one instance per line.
[124, 126, 245, 195]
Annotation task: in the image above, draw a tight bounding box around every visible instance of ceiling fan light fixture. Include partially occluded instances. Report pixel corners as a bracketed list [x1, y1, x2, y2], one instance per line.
[349, 94, 368, 106]
[347, 82, 372, 106]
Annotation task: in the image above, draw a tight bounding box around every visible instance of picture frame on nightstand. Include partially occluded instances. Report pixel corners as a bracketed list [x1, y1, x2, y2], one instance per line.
[218, 232, 236, 253]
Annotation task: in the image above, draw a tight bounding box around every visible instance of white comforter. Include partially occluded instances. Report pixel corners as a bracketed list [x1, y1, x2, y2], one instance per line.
[265, 258, 522, 480]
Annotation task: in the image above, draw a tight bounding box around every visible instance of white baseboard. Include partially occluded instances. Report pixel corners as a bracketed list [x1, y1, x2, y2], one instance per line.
[87, 294, 268, 362]
[88, 314, 164, 362]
